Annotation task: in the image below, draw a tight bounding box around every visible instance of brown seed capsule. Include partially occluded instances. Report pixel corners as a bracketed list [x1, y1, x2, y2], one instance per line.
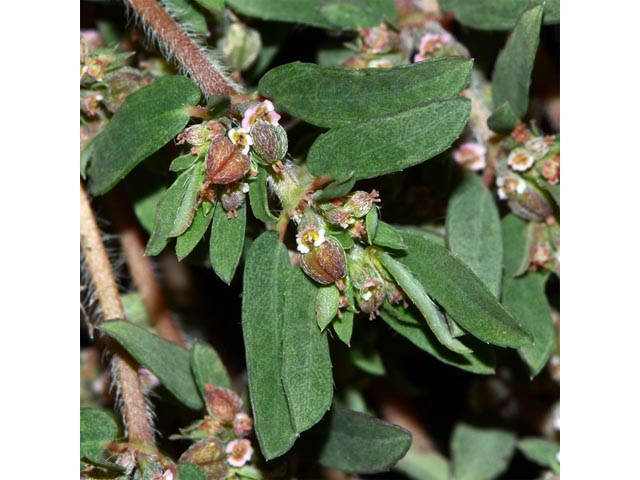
[508, 187, 553, 222]
[250, 120, 288, 164]
[179, 437, 228, 480]
[205, 384, 243, 423]
[206, 135, 251, 184]
[299, 237, 347, 285]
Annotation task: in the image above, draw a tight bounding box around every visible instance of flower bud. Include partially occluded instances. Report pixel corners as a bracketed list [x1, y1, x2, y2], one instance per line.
[358, 24, 396, 54]
[233, 413, 253, 437]
[206, 135, 251, 184]
[320, 190, 379, 228]
[178, 121, 223, 147]
[221, 182, 249, 217]
[250, 120, 288, 164]
[348, 247, 386, 315]
[541, 154, 560, 185]
[204, 384, 243, 423]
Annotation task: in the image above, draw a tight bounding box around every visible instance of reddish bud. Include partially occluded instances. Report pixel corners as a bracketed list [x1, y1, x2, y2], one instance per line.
[206, 135, 251, 184]
[178, 438, 228, 480]
[204, 384, 243, 423]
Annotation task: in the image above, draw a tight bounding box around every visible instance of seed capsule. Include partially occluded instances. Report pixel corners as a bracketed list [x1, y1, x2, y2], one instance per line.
[250, 120, 288, 164]
[206, 135, 251, 184]
[299, 237, 347, 285]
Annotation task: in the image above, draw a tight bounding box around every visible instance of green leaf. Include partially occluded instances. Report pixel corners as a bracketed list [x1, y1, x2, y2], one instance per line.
[80, 408, 118, 468]
[365, 207, 378, 244]
[377, 252, 472, 354]
[191, 341, 232, 402]
[282, 268, 333, 433]
[161, 0, 209, 36]
[451, 422, 516, 480]
[226, 0, 396, 30]
[380, 304, 495, 375]
[209, 202, 246, 284]
[445, 174, 502, 297]
[248, 166, 278, 223]
[194, 0, 224, 13]
[169, 162, 204, 237]
[398, 231, 532, 348]
[177, 462, 207, 480]
[99, 320, 203, 410]
[488, 5, 544, 132]
[350, 346, 385, 376]
[518, 438, 560, 474]
[373, 221, 407, 250]
[307, 98, 470, 181]
[170, 153, 198, 172]
[176, 200, 215, 261]
[241, 232, 296, 460]
[316, 407, 412, 474]
[314, 174, 356, 202]
[395, 447, 451, 480]
[487, 101, 521, 133]
[502, 215, 555, 376]
[316, 284, 340, 330]
[125, 171, 167, 234]
[146, 164, 201, 256]
[259, 58, 473, 128]
[439, 0, 558, 30]
[87, 76, 200, 195]
[330, 230, 355, 250]
[333, 310, 354, 346]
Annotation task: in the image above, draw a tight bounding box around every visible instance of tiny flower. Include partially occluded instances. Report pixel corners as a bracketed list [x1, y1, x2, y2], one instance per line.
[228, 127, 253, 155]
[507, 148, 535, 172]
[296, 227, 326, 254]
[233, 412, 253, 437]
[496, 175, 526, 200]
[152, 469, 174, 480]
[452, 143, 486, 171]
[525, 136, 549, 159]
[226, 439, 253, 468]
[510, 124, 531, 143]
[242, 100, 281, 131]
[542, 154, 560, 185]
[413, 32, 452, 62]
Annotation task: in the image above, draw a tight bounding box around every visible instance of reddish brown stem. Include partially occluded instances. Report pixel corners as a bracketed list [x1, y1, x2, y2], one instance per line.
[105, 186, 187, 347]
[126, 0, 236, 96]
[80, 182, 156, 447]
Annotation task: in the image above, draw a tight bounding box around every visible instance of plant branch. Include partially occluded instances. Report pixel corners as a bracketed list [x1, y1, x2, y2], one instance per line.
[80, 182, 156, 447]
[126, 0, 237, 97]
[105, 186, 187, 347]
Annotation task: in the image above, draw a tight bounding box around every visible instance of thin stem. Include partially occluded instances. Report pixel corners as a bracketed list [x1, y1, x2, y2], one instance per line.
[105, 186, 187, 347]
[80, 182, 156, 447]
[126, 0, 237, 96]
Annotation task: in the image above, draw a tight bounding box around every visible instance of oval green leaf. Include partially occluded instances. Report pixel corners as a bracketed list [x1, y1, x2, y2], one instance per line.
[439, 0, 558, 30]
[307, 98, 470, 181]
[451, 422, 516, 480]
[99, 320, 203, 410]
[209, 202, 246, 284]
[87, 76, 200, 195]
[80, 408, 118, 468]
[191, 341, 232, 402]
[259, 58, 473, 128]
[176, 200, 215, 261]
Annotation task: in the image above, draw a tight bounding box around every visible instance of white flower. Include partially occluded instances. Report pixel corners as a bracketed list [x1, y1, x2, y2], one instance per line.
[452, 142, 486, 171]
[242, 100, 281, 131]
[228, 127, 253, 155]
[507, 148, 535, 172]
[296, 227, 326, 254]
[525, 137, 549, 159]
[496, 175, 526, 200]
[226, 439, 254, 468]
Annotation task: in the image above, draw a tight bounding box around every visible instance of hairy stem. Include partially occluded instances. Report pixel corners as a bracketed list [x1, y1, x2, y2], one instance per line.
[126, 0, 237, 96]
[105, 186, 187, 347]
[80, 182, 156, 447]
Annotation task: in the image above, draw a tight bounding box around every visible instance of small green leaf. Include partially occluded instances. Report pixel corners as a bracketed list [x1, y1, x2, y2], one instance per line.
[210, 202, 246, 284]
[398, 231, 532, 348]
[226, 0, 396, 30]
[308, 98, 470, 181]
[177, 462, 207, 480]
[316, 407, 412, 474]
[242, 232, 296, 460]
[395, 447, 451, 480]
[502, 215, 555, 376]
[380, 304, 495, 375]
[518, 438, 560, 474]
[176, 200, 215, 261]
[489, 4, 544, 132]
[377, 252, 472, 354]
[316, 284, 340, 330]
[446, 174, 502, 297]
[259, 58, 473, 128]
[169, 161, 204, 237]
[193, 0, 224, 13]
[330, 230, 355, 250]
[170, 153, 198, 172]
[80, 408, 118, 468]
[451, 422, 517, 480]
[373, 221, 407, 250]
[146, 164, 200, 256]
[333, 310, 354, 346]
[99, 320, 203, 410]
[487, 102, 521, 133]
[161, 0, 209, 36]
[248, 166, 278, 223]
[365, 207, 378, 245]
[87, 76, 200, 195]
[439, 0, 558, 30]
[350, 346, 385, 376]
[191, 341, 232, 402]
[314, 173, 356, 201]
[282, 269, 333, 433]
